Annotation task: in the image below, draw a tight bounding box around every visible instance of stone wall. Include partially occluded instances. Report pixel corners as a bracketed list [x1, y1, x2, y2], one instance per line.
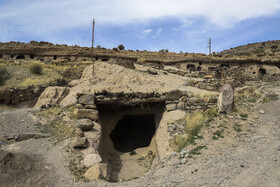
[0, 79, 67, 105]
[165, 90, 217, 112]
[76, 90, 218, 115]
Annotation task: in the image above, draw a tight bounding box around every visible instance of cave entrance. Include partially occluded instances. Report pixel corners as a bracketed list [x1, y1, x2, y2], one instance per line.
[16, 55, 25, 59]
[259, 68, 266, 76]
[110, 114, 155, 152]
[98, 103, 164, 181]
[187, 64, 196, 72]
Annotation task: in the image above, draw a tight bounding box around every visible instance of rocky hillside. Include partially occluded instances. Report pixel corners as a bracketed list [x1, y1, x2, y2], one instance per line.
[220, 40, 280, 59]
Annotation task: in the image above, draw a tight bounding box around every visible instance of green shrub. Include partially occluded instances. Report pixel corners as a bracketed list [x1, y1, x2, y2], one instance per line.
[233, 123, 242, 132]
[0, 65, 9, 85]
[159, 49, 169, 53]
[118, 44, 125, 50]
[112, 47, 119, 52]
[30, 63, 43, 75]
[271, 44, 278, 49]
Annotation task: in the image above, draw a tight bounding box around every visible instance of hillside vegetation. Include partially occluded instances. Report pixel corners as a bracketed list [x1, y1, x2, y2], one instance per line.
[220, 40, 280, 59]
[0, 60, 91, 88]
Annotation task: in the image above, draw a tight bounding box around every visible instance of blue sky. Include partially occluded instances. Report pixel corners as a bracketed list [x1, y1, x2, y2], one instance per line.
[0, 0, 280, 53]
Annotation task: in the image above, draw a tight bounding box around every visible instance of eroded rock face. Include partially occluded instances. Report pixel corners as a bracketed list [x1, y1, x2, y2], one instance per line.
[217, 84, 234, 114]
[34, 87, 70, 108]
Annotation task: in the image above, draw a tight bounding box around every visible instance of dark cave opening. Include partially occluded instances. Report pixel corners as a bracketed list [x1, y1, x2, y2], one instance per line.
[16, 55, 25, 59]
[110, 114, 156, 153]
[259, 68, 267, 76]
[187, 64, 196, 72]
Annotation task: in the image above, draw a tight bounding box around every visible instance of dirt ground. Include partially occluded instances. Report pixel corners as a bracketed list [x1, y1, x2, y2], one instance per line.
[0, 83, 280, 187]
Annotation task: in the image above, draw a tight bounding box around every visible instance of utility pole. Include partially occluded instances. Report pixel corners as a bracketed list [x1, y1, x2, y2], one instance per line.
[208, 37, 212, 72]
[208, 37, 211, 55]
[91, 18, 95, 76]
[91, 18, 95, 62]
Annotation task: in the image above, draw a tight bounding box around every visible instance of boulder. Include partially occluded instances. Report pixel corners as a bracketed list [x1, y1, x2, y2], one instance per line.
[34, 87, 70, 108]
[166, 104, 177, 111]
[78, 94, 95, 105]
[217, 84, 233, 114]
[147, 68, 158, 75]
[166, 90, 182, 101]
[77, 118, 94, 131]
[83, 154, 102, 168]
[84, 163, 107, 181]
[72, 137, 88, 149]
[74, 109, 99, 121]
[75, 128, 84, 137]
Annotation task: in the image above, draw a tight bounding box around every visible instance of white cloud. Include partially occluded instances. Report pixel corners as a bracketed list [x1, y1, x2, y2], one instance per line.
[155, 28, 163, 36]
[0, 0, 279, 30]
[152, 28, 163, 38]
[143, 29, 153, 34]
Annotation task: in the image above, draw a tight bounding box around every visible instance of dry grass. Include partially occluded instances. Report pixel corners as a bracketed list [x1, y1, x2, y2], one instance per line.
[235, 86, 262, 108]
[34, 106, 77, 144]
[169, 108, 218, 152]
[1, 60, 90, 88]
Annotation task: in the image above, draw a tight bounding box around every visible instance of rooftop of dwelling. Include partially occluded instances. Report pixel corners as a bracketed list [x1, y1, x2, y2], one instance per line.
[1, 40, 280, 63]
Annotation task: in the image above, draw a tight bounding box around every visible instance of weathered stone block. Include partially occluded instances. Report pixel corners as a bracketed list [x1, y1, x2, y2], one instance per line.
[166, 104, 177, 111]
[83, 154, 102, 168]
[74, 109, 99, 121]
[177, 102, 185, 109]
[75, 128, 84, 137]
[177, 71, 186, 76]
[217, 84, 233, 114]
[84, 163, 107, 181]
[187, 92, 193, 98]
[77, 118, 95, 131]
[190, 105, 196, 110]
[147, 68, 158, 75]
[72, 137, 87, 148]
[84, 104, 97, 109]
[166, 90, 182, 101]
[79, 94, 95, 105]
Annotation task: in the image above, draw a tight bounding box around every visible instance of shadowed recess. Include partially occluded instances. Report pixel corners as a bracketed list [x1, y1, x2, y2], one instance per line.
[110, 114, 156, 152]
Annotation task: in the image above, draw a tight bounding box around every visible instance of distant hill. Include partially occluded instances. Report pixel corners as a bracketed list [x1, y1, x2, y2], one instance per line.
[220, 40, 280, 59]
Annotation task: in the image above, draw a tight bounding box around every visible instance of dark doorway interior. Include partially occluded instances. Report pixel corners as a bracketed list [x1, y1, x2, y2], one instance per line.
[187, 64, 196, 72]
[259, 68, 267, 76]
[110, 114, 156, 152]
[16, 55, 25, 59]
